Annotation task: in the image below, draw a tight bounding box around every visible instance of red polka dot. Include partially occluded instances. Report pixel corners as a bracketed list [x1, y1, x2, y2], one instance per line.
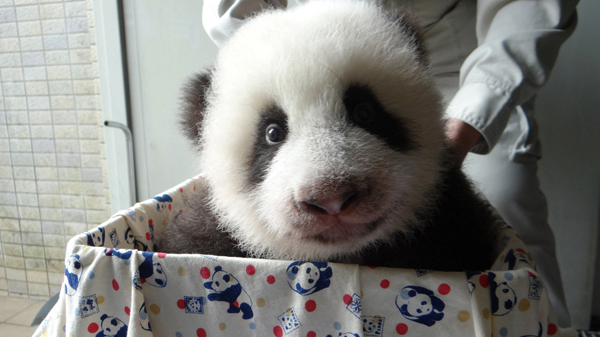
[177, 299, 186, 309]
[438, 283, 451, 295]
[149, 219, 153, 225]
[157, 252, 166, 259]
[368, 266, 377, 269]
[515, 233, 521, 239]
[527, 271, 537, 278]
[307, 332, 317, 337]
[200, 267, 211, 279]
[396, 323, 408, 335]
[194, 186, 196, 191]
[479, 274, 490, 288]
[197, 328, 207, 337]
[112, 279, 119, 291]
[246, 265, 256, 275]
[548, 323, 558, 335]
[305, 300, 317, 312]
[267, 275, 276, 284]
[87, 323, 99, 333]
[516, 248, 527, 254]
[141, 278, 146, 284]
[168, 204, 172, 211]
[146, 232, 151, 240]
[179, 188, 184, 193]
[124, 306, 130, 315]
[234, 301, 239, 307]
[179, 209, 183, 215]
[380, 279, 390, 289]
[343, 294, 352, 305]
[274, 326, 284, 337]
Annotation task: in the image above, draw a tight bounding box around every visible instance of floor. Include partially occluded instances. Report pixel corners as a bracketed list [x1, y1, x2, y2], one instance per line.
[0, 296, 47, 336]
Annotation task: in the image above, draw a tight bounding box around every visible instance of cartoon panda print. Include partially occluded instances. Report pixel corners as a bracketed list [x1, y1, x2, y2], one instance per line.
[396, 286, 445, 327]
[86, 227, 105, 246]
[153, 194, 173, 212]
[490, 272, 517, 316]
[64, 254, 83, 296]
[286, 261, 332, 296]
[96, 314, 128, 337]
[204, 266, 253, 320]
[139, 302, 151, 331]
[124, 227, 148, 251]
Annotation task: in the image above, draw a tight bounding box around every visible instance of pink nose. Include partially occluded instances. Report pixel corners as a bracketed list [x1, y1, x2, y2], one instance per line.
[301, 190, 358, 215]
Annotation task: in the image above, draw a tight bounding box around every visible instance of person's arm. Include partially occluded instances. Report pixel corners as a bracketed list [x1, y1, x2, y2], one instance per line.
[203, 0, 288, 47]
[445, 0, 578, 159]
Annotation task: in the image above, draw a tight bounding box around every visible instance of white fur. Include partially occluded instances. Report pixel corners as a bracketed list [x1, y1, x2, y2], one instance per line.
[199, 1, 446, 261]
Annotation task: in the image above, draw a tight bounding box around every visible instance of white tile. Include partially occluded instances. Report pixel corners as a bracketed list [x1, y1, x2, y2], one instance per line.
[0, 8, 16, 23]
[39, 3, 64, 19]
[27, 96, 50, 110]
[15, 5, 40, 21]
[0, 37, 19, 51]
[25, 81, 48, 96]
[65, 2, 86, 17]
[16, 20, 41, 36]
[43, 33, 67, 49]
[0, 53, 21, 67]
[23, 66, 46, 81]
[2, 82, 25, 96]
[19, 35, 43, 51]
[67, 32, 88, 48]
[20, 51, 45, 66]
[48, 80, 72, 95]
[46, 65, 70, 80]
[1, 68, 23, 81]
[44, 49, 68, 64]
[0, 22, 18, 37]
[41, 18, 65, 34]
[66, 16, 86, 33]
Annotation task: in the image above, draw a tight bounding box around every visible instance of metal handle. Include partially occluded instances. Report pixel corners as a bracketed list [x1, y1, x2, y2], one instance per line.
[104, 120, 137, 205]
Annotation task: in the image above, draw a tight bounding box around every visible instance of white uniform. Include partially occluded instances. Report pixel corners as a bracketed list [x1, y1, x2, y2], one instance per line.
[201, 0, 579, 327]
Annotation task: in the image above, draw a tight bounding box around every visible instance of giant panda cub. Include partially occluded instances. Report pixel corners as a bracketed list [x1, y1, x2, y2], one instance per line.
[158, 0, 501, 271]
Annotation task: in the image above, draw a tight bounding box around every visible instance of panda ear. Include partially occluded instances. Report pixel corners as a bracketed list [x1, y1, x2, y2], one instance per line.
[180, 71, 212, 142]
[214, 266, 223, 272]
[203, 281, 213, 290]
[385, 11, 428, 66]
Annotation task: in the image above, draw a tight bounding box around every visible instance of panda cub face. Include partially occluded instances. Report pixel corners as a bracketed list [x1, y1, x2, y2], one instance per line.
[193, 1, 446, 261]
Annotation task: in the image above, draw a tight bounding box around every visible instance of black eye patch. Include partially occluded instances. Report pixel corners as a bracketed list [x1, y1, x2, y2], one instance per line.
[249, 105, 289, 186]
[343, 84, 417, 153]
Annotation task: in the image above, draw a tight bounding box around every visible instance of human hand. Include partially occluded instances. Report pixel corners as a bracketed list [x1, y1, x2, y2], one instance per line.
[444, 118, 482, 166]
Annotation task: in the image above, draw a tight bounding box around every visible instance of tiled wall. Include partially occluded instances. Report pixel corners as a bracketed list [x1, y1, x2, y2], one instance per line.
[0, 0, 110, 298]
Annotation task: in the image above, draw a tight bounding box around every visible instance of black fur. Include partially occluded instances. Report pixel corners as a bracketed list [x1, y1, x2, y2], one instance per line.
[344, 84, 417, 153]
[249, 105, 289, 186]
[180, 72, 212, 142]
[157, 183, 246, 257]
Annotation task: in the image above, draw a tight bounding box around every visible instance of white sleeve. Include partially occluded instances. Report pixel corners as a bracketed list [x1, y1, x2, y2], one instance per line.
[446, 0, 578, 154]
[203, 0, 288, 47]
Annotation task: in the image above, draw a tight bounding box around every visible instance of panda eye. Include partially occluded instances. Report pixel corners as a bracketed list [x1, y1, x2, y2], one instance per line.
[352, 101, 376, 124]
[265, 124, 286, 144]
[74, 262, 81, 269]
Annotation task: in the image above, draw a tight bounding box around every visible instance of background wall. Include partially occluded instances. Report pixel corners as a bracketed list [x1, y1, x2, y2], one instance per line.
[536, 0, 600, 328]
[0, 0, 110, 298]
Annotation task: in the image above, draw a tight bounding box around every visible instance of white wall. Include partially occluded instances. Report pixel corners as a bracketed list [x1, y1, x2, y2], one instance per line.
[536, 0, 600, 329]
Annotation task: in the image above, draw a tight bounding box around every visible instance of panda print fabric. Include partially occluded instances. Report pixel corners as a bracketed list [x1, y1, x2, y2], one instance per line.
[34, 1, 573, 336]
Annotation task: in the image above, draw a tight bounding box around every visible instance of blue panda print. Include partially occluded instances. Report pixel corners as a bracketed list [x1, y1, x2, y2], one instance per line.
[104, 249, 166, 290]
[396, 286, 445, 327]
[139, 302, 151, 331]
[96, 314, 128, 337]
[204, 266, 253, 320]
[286, 261, 332, 296]
[86, 227, 105, 246]
[124, 227, 148, 251]
[489, 272, 517, 316]
[64, 254, 83, 296]
[153, 194, 173, 212]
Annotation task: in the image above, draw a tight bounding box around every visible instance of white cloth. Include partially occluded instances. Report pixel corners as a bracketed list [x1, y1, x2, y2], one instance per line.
[201, 0, 578, 327]
[33, 176, 578, 337]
